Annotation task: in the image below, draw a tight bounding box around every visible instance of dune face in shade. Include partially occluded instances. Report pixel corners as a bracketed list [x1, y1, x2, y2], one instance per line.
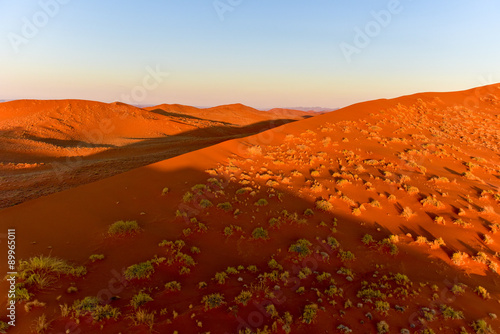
[0, 84, 500, 333]
[0, 100, 309, 208]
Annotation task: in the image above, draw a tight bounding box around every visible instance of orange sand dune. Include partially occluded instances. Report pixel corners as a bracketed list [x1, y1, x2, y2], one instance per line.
[145, 103, 311, 126]
[0, 100, 308, 208]
[1, 84, 500, 333]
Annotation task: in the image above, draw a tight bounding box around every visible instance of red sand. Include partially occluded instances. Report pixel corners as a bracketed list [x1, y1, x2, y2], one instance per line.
[1, 84, 500, 333]
[0, 100, 308, 209]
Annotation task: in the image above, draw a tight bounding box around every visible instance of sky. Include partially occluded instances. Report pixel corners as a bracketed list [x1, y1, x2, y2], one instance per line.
[1, 0, 500, 109]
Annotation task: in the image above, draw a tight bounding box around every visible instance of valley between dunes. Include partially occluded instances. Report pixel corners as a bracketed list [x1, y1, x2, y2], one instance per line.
[1, 85, 500, 333]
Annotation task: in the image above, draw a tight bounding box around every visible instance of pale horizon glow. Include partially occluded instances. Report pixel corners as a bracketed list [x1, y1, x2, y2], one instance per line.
[1, 1, 500, 109]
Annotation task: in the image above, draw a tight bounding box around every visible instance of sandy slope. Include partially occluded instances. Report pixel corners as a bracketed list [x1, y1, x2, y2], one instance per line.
[0, 100, 308, 209]
[1, 84, 500, 333]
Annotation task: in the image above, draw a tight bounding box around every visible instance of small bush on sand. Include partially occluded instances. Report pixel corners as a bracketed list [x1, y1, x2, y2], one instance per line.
[251, 227, 269, 240]
[289, 239, 312, 258]
[254, 198, 269, 206]
[451, 252, 468, 266]
[202, 293, 225, 310]
[130, 291, 153, 309]
[316, 200, 333, 211]
[108, 220, 140, 235]
[475, 286, 490, 299]
[124, 261, 155, 280]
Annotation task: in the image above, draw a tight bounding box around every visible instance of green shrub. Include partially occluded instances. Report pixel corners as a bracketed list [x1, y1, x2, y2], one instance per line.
[17, 256, 86, 290]
[108, 220, 140, 235]
[304, 208, 314, 216]
[338, 249, 355, 262]
[376, 320, 389, 333]
[316, 200, 333, 211]
[199, 199, 213, 208]
[254, 198, 269, 206]
[124, 261, 155, 280]
[289, 239, 312, 257]
[440, 304, 464, 319]
[475, 286, 490, 299]
[235, 290, 252, 306]
[202, 293, 225, 310]
[89, 254, 105, 262]
[302, 304, 318, 324]
[165, 281, 182, 292]
[251, 227, 269, 240]
[217, 202, 233, 211]
[130, 291, 153, 309]
[362, 234, 374, 245]
[470, 319, 494, 334]
[73, 296, 119, 321]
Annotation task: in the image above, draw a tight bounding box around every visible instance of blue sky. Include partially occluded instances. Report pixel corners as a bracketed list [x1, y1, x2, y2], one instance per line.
[1, 0, 499, 109]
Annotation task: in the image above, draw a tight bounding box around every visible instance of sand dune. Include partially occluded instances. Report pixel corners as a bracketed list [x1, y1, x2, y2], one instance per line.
[1, 84, 500, 333]
[0, 100, 308, 208]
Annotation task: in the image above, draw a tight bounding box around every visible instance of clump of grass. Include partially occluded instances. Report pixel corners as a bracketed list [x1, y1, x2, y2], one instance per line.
[165, 281, 181, 292]
[336, 179, 351, 186]
[376, 320, 390, 333]
[420, 196, 444, 208]
[108, 220, 140, 235]
[214, 272, 228, 284]
[326, 237, 339, 249]
[183, 191, 194, 202]
[475, 286, 490, 299]
[199, 199, 213, 208]
[89, 254, 105, 262]
[338, 249, 356, 262]
[289, 239, 312, 258]
[217, 202, 232, 211]
[235, 290, 253, 306]
[351, 207, 361, 216]
[301, 304, 318, 324]
[400, 207, 414, 219]
[124, 261, 155, 280]
[404, 185, 420, 195]
[304, 208, 314, 216]
[470, 319, 494, 333]
[0, 321, 10, 333]
[453, 219, 472, 228]
[130, 291, 153, 309]
[482, 234, 493, 245]
[434, 216, 445, 224]
[17, 256, 86, 291]
[251, 227, 269, 240]
[451, 252, 468, 266]
[451, 283, 467, 295]
[247, 145, 262, 156]
[316, 199, 333, 211]
[73, 296, 121, 322]
[33, 314, 51, 333]
[440, 304, 464, 320]
[202, 293, 225, 310]
[254, 198, 269, 206]
[362, 234, 374, 245]
[129, 309, 155, 329]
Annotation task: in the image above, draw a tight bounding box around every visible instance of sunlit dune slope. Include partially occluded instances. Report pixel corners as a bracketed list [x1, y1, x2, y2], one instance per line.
[1, 84, 500, 333]
[0, 100, 308, 208]
[144, 103, 310, 126]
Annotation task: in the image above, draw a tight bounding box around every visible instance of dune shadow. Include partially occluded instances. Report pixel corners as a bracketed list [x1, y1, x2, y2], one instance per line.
[444, 167, 461, 176]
